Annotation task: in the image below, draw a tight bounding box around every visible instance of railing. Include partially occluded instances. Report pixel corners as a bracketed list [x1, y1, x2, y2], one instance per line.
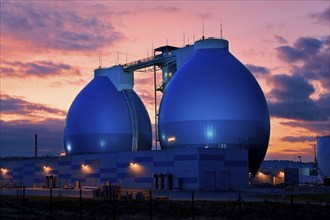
[123, 55, 156, 69]
[123, 53, 175, 72]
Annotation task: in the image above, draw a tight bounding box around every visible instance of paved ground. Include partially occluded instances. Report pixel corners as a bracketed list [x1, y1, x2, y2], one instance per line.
[0, 188, 94, 198]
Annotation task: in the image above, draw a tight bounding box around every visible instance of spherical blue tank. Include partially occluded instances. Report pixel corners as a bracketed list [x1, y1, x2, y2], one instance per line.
[158, 38, 270, 174]
[64, 70, 152, 155]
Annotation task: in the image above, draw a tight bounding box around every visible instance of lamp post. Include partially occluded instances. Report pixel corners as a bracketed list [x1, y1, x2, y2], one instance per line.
[166, 137, 176, 166]
[166, 137, 176, 194]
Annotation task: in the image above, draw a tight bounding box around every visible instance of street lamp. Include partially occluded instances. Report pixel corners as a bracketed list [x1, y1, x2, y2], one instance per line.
[167, 137, 176, 158]
[167, 137, 176, 157]
[166, 137, 175, 193]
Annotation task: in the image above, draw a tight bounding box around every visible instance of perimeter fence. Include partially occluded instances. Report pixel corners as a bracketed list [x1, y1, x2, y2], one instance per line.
[0, 186, 329, 220]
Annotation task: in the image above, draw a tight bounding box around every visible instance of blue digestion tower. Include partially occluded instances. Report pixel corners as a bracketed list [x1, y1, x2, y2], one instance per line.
[158, 38, 270, 174]
[64, 66, 152, 155]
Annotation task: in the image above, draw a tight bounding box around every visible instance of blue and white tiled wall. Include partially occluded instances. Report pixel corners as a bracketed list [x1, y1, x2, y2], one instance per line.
[0, 148, 248, 191]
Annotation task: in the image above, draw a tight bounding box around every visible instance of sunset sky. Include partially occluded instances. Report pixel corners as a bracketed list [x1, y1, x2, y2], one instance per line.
[1, 1, 329, 161]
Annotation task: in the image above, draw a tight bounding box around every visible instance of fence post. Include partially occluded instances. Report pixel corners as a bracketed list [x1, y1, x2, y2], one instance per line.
[112, 189, 116, 220]
[23, 186, 25, 219]
[192, 191, 195, 220]
[290, 194, 294, 219]
[50, 187, 53, 218]
[149, 190, 152, 220]
[79, 189, 82, 220]
[112, 188, 116, 220]
[239, 193, 242, 214]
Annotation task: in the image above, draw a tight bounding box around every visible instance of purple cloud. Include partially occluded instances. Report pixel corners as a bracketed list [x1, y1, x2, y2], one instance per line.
[281, 121, 329, 136]
[269, 74, 315, 102]
[289, 37, 330, 91]
[2, 60, 81, 78]
[281, 135, 317, 143]
[276, 37, 324, 62]
[1, 2, 124, 51]
[278, 36, 330, 90]
[268, 74, 329, 121]
[268, 36, 330, 128]
[274, 35, 288, 44]
[1, 94, 66, 116]
[309, 7, 330, 25]
[152, 6, 180, 13]
[246, 64, 270, 76]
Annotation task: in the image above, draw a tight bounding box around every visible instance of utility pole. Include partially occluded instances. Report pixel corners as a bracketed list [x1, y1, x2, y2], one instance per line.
[297, 156, 302, 184]
[35, 134, 38, 158]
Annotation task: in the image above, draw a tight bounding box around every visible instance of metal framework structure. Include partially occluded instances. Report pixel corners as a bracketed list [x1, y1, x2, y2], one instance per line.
[121, 46, 179, 149]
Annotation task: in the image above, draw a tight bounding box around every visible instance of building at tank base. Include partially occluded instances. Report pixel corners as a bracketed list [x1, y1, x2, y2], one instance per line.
[0, 148, 248, 191]
[251, 160, 319, 186]
[317, 135, 330, 185]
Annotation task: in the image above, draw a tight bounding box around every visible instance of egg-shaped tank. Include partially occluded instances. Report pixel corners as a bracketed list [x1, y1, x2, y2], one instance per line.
[158, 38, 270, 174]
[64, 70, 152, 155]
[317, 135, 330, 180]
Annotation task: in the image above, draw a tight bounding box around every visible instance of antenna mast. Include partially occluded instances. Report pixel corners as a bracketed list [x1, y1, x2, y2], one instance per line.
[183, 32, 186, 46]
[202, 22, 205, 39]
[99, 53, 102, 68]
[220, 17, 223, 39]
